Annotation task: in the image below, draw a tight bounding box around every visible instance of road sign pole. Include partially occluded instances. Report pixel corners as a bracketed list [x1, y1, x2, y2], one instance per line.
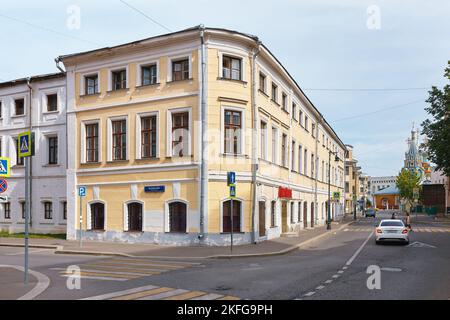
[24, 156, 30, 284]
[79, 195, 83, 248]
[230, 198, 233, 253]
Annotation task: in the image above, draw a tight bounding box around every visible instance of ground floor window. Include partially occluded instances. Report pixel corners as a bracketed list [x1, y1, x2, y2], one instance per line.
[44, 201, 53, 220]
[169, 202, 186, 233]
[4, 202, 10, 219]
[290, 202, 295, 224]
[128, 202, 143, 232]
[91, 203, 105, 230]
[271, 201, 276, 227]
[223, 200, 241, 233]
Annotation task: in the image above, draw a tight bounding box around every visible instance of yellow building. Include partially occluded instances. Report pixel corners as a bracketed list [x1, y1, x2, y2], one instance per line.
[58, 27, 346, 245]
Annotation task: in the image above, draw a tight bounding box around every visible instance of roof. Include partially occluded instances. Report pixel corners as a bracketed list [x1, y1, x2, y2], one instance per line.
[0, 72, 66, 89]
[373, 185, 400, 195]
[57, 26, 346, 150]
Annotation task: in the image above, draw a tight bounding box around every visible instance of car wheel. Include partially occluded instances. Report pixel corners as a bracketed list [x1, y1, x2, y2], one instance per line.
[404, 241, 409, 245]
[375, 240, 380, 245]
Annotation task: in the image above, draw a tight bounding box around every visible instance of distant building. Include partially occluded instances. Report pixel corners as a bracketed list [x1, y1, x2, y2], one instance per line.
[403, 126, 431, 183]
[344, 145, 361, 214]
[373, 185, 400, 210]
[368, 176, 397, 204]
[430, 169, 450, 214]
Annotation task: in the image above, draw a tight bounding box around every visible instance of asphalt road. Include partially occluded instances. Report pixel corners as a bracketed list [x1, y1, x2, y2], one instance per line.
[1, 211, 449, 300]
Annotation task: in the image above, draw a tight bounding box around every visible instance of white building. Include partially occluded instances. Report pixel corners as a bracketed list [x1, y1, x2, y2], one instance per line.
[368, 176, 397, 204]
[0, 73, 67, 234]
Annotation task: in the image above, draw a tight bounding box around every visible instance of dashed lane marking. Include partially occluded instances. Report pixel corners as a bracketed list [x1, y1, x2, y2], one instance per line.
[304, 292, 315, 297]
[315, 285, 325, 290]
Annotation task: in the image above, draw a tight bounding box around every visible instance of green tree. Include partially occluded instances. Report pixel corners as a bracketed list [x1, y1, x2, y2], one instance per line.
[396, 169, 421, 213]
[421, 61, 450, 176]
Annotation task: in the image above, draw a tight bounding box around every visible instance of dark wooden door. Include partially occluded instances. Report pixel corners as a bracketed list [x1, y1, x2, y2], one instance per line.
[310, 202, 315, 228]
[128, 203, 143, 232]
[91, 203, 105, 230]
[303, 202, 308, 228]
[259, 201, 266, 237]
[169, 202, 187, 233]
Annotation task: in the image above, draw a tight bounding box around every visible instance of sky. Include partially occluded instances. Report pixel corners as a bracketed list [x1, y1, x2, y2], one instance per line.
[1, 0, 449, 177]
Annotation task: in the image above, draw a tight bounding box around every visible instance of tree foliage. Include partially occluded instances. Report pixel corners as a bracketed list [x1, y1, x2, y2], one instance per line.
[421, 61, 450, 176]
[396, 169, 421, 210]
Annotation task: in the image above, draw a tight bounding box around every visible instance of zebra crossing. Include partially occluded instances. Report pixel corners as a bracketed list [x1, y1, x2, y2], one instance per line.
[82, 284, 240, 300]
[344, 227, 450, 233]
[51, 257, 202, 282]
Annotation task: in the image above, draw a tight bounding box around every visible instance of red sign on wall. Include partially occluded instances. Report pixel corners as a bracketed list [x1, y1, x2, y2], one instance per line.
[278, 187, 292, 199]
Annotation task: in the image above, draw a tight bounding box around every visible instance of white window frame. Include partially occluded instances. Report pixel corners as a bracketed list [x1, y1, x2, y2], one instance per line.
[167, 53, 192, 82]
[41, 90, 60, 113]
[42, 132, 59, 165]
[136, 111, 159, 160]
[11, 95, 27, 117]
[80, 71, 100, 95]
[107, 66, 129, 91]
[218, 51, 246, 82]
[260, 118, 268, 160]
[87, 199, 107, 231]
[164, 199, 189, 233]
[221, 105, 246, 155]
[166, 107, 192, 157]
[271, 126, 279, 165]
[136, 59, 160, 86]
[298, 144, 303, 174]
[107, 115, 129, 162]
[80, 119, 102, 164]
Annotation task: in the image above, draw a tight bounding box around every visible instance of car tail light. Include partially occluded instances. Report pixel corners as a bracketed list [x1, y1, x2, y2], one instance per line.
[402, 229, 408, 234]
[376, 228, 382, 234]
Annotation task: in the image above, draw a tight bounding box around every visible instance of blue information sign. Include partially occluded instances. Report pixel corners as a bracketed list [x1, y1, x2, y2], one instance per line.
[145, 186, 165, 193]
[78, 186, 87, 197]
[227, 172, 236, 186]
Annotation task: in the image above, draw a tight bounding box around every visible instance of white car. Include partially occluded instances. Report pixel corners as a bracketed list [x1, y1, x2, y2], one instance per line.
[375, 219, 409, 245]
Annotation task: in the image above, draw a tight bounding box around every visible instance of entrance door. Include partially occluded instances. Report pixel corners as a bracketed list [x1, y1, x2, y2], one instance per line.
[310, 202, 315, 228]
[281, 201, 288, 233]
[303, 202, 308, 229]
[259, 201, 266, 237]
[128, 202, 143, 232]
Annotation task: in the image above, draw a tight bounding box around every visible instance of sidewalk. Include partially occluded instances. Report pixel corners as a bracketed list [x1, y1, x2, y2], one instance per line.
[0, 219, 355, 259]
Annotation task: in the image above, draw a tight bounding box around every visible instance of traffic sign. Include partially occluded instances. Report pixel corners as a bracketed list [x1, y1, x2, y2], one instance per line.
[0, 157, 11, 177]
[0, 195, 8, 203]
[18, 131, 32, 158]
[229, 184, 236, 199]
[227, 172, 236, 186]
[333, 191, 340, 200]
[78, 186, 87, 197]
[0, 179, 8, 194]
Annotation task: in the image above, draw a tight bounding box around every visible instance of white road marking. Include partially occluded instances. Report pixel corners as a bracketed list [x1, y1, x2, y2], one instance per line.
[325, 280, 333, 284]
[81, 284, 159, 300]
[342, 266, 348, 270]
[345, 231, 373, 266]
[138, 288, 188, 300]
[332, 274, 340, 279]
[338, 270, 344, 274]
[190, 293, 224, 300]
[381, 267, 402, 272]
[0, 264, 50, 300]
[61, 275, 129, 281]
[52, 267, 150, 277]
[315, 285, 325, 290]
[303, 291, 315, 297]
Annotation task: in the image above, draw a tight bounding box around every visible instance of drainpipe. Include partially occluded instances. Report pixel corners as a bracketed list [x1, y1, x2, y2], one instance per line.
[251, 40, 261, 244]
[55, 59, 68, 172]
[198, 25, 207, 241]
[26, 78, 33, 228]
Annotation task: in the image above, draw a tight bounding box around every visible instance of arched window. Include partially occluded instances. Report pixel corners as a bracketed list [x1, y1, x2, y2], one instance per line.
[169, 202, 187, 233]
[91, 203, 105, 230]
[223, 200, 241, 233]
[128, 202, 143, 232]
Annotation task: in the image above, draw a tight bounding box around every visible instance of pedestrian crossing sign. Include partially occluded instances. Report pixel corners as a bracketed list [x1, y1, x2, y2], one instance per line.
[0, 157, 11, 177]
[18, 131, 32, 158]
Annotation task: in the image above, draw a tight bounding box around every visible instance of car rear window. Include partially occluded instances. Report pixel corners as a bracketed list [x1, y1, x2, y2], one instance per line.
[380, 221, 404, 227]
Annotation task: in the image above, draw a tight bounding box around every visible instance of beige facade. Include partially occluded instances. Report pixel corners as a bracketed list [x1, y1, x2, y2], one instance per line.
[59, 27, 346, 245]
[344, 145, 361, 214]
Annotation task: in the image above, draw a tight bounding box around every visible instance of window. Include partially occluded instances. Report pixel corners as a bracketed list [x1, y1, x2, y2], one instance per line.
[298, 201, 302, 222]
[128, 202, 143, 232]
[271, 83, 278, 102]
[112, 69, 127, 90]
[86, 123, 99, 163]
[224, 110, 242, 154]
[304, 149, 308, 176]
[46, 94, 58, 112]
[63, 201, 67, 220]
[142, 64, 157, 86]
[291, 202, 295, 224]
[260, 121, 267, 160]
[298, 145, 303, 174]
[345, 166, 350, 176]
[282, 93, 288, 111]
[305, 116, 309, 131]
[141, 116, 157, 158]
[222, 56, 241, 80]
[312, 123, 316, 137]
[91, 203, 105, 230]
[222, 200, 241, 233]
[172, 112, 189, 157]
[172, 59, 189, 81]
[112, 120, 127, 160]
[169, 202, 187, 233]
[259, 72, 266, 92]
[44, 201, 52, 220]
[345, 182, 350, 193]
[299, 110, 304, 127]
[4, 202, 11, 219]
[271, 127, 278, 163]
[322, 161, 325, 182]
[85, 75, 98, 95]
[281, 134, 288, 167]
[15, 138, 24, 166]
[291, 141, 295, 170]
[0, 101, 2, 118]
[20, 201, 25, 219]
[311, 154, 315, 178]
[48, 136, 58, 165]
[271, 201, 276, 227]
[15, 98, 25, 116]
[292, 103, 297, 120]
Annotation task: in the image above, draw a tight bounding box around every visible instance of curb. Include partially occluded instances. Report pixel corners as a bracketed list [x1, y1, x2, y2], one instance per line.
[0, 220, 357, 260]
[0, 243, 62, 250]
